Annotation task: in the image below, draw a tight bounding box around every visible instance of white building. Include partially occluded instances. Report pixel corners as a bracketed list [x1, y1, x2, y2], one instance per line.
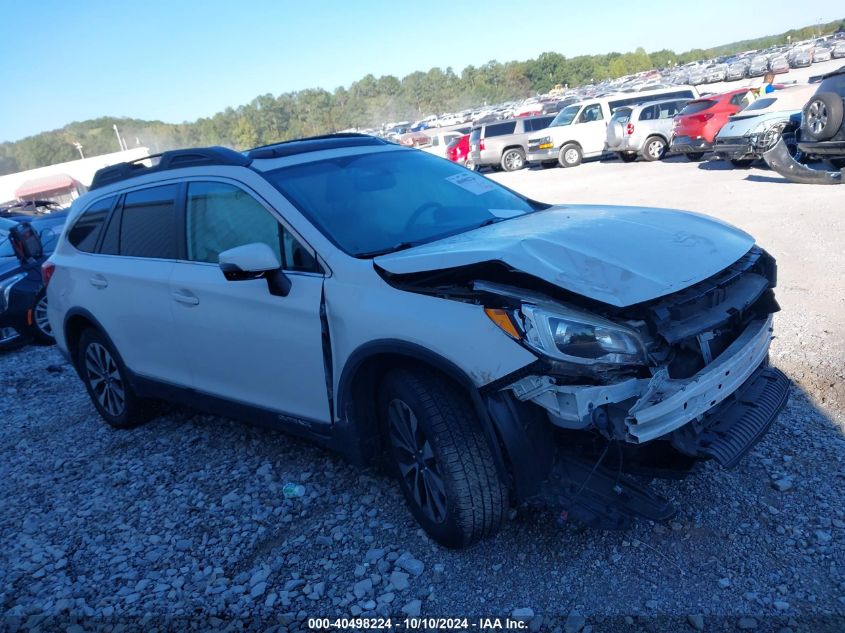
[0, 147, 150, 207]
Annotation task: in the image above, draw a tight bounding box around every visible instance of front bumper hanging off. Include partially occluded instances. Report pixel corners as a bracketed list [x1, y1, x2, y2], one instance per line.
[763, 137, 844, 185]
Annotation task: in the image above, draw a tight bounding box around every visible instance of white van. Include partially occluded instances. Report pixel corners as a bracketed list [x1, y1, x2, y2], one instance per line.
[526, 86, 700, 168]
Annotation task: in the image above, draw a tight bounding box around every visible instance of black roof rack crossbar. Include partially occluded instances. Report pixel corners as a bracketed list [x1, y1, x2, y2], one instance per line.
[89, 146, 251, 190]
[246, 133, 387, 160]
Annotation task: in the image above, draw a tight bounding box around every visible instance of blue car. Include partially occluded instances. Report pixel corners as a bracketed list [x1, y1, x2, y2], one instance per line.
[0, 210, 68, 348]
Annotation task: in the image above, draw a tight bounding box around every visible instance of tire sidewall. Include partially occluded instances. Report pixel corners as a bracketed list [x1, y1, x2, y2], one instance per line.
[378, 373, 473, 548]
[501, 149, 525, 172]
[802, 93, 843, 142]
[28, 291, 55, 345]
[558, 144, 582, 168]
[643, 137, 667, 161]
[77, 329, 139, 429]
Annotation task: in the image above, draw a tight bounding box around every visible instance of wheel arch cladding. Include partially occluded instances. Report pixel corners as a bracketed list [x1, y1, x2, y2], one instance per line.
[336, 340, 515, 488]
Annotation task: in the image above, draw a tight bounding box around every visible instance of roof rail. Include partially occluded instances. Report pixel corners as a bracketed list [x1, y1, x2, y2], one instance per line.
[246, 133, 387, 160]
[89, 146, 251, 190]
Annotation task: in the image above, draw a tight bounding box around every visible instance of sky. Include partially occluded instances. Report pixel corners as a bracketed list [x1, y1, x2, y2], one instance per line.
[1, 1, 841, 142]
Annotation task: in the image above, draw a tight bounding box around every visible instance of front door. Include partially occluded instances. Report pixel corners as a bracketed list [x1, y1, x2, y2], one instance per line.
[572, 102, 608, 155]
[168, 180, 330, 424]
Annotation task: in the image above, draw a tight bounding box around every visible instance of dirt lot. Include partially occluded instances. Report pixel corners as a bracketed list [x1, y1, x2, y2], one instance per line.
[1, 156, 843, 632]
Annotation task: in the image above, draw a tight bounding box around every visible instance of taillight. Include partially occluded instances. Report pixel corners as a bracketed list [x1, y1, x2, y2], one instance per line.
[479, 138, 485, 151]
[695, 113, 715, 122]
[626, 123, 634, 135]
[41, 261, 55, 287]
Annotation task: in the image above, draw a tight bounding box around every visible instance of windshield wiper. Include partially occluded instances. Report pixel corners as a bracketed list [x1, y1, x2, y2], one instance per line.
[355, 242, 417, 259]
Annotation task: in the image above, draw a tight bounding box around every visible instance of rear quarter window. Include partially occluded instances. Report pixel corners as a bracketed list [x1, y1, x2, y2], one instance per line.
[67, 196, 115, 252]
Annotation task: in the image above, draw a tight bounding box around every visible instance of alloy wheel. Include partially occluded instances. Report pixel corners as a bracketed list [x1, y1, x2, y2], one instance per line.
[807, 100, 828, 135]
[504, 151, 523, 170]
[34, 295, 51, 336]
[387, 398, 447, 524]
[648, 139, 665, 159]
[84, 342, 126, 417]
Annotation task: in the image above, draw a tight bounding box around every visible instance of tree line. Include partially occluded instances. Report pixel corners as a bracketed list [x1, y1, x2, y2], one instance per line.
[1, 18, 842, 176]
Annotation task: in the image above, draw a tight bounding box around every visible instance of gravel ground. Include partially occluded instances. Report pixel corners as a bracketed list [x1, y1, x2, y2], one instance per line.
[2, 159, 844, 632]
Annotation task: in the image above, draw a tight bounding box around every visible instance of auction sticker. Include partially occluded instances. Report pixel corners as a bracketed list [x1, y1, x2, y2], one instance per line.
[445, 172, 495, 195]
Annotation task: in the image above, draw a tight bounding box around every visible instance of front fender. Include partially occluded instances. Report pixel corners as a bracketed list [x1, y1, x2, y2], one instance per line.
[763, 137, 843, 185]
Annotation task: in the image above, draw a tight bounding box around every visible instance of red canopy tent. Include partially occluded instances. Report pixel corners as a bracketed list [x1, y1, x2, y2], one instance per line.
[15, 174, 81, 201]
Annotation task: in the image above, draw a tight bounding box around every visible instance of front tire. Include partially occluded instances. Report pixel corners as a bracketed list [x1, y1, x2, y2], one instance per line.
[617, 152, 637, 163]
[686, 152, 706, 161]
[558, 143, 582, 168]
[378, 368, 508, 548]
[77, 329, 153, 429]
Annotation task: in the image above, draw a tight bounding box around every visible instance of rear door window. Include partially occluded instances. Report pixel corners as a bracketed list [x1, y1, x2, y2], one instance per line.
[119, 185, 179, 259]
[639, 105, 658, 121]
[485, 122, 517, 137]
[67, 196, 115, 253]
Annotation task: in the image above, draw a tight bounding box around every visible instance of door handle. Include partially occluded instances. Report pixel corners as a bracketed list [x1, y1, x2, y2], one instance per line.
[171, 290, 200, 306]
[89, 275, 108, 289]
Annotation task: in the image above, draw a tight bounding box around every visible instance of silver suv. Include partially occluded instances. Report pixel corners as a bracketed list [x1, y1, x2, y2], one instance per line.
[468, 116, 554, 171]
[606, 98, 690, 162]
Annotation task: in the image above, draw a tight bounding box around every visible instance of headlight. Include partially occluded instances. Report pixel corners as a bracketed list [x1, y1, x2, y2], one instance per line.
[533, 136, 553, 150]
[0, 272, 26, 313]
[519, 304, 647, 366]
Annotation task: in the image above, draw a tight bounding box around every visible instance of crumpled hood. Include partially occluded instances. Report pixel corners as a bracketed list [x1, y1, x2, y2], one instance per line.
[375, 205, 755, 307]
[719, 110, 798, 136]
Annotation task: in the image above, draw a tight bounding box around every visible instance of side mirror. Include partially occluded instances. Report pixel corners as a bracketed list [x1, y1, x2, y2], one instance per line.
[9, 222, 44, 265]
[218, 242, 291, 297]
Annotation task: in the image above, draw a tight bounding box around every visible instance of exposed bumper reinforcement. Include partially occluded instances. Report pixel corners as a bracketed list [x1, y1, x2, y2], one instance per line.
[763, 137, 844, 185]
[626, 316, 773, 443]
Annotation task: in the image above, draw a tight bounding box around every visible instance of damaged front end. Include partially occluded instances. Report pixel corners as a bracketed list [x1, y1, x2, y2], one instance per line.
[763, 137, 844, 185]
[381, 244, 791, 528]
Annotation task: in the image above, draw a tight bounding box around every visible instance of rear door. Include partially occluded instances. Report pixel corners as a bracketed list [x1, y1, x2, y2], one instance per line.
[168, 179, 330, 424]
[81, 184, 189, 385]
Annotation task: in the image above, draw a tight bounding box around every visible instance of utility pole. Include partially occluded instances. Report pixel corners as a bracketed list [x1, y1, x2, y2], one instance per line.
[73, 142, 84, 159]
[113, 124, 127, 151]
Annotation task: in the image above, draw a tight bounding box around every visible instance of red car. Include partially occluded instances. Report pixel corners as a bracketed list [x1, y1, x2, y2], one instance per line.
[446, 133, 470, 164]
[670, 88, 751, 161]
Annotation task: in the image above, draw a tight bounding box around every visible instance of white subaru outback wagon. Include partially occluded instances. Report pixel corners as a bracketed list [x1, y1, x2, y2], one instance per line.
[46, 134, 789, 548]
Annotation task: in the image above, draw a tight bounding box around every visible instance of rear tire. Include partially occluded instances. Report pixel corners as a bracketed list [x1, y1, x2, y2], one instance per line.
[643, 136, 667, 161]
[558, 143, 582, 168]
[77, 329, 154, 429]
[500, 148, 526, 172]
[24, 291, 54, 345]
[686, 152, 706, 161]
[617, 152, 637, 163]
[378, 368, 508, 548]
[730, 158, 755, 168]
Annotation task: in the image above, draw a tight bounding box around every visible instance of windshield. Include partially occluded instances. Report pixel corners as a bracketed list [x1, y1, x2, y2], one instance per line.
[264, 149, 543, 257]
[549, 104, 581, 127]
